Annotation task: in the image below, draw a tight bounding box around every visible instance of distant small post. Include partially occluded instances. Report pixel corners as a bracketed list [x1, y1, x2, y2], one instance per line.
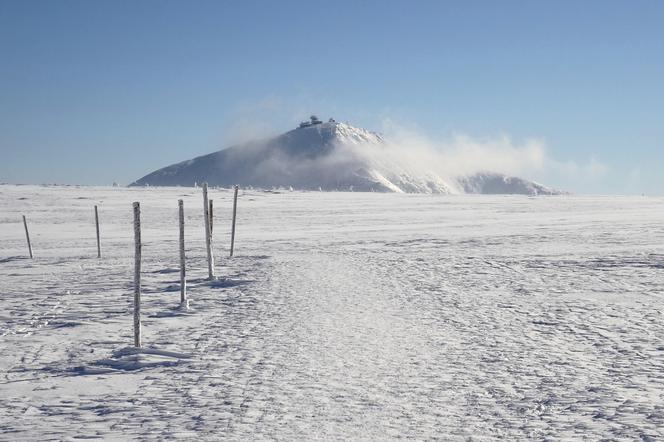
[202, 183, 215, 280]
[22, 215, 33, 259]
[94, 205, 101, 258]
[132, 202, 142, 348]
[230, 185, 238, 257]
[209, 199, 214, 236]
[178, 199, 187, 304]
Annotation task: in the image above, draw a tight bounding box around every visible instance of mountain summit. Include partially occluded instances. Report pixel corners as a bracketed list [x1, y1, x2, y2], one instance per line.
[130, 117, 561, 195]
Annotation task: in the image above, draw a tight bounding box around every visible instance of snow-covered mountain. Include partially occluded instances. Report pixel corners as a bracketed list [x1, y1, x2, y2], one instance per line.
[130, 117, 563, 195]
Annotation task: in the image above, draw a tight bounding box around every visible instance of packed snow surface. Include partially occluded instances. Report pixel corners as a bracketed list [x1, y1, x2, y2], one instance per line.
[1, 185, 663, 439]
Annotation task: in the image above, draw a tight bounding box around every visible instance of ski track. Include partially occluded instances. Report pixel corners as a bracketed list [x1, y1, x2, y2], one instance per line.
[0, 185, 663, 440]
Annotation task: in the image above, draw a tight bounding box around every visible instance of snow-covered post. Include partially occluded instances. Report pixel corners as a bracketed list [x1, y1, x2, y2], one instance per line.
[94, 205, 101, 258]
[202, 183, 215, 280]
[209, 199, 214, 236]
[22, 215, 33, 259]
[178, 199, 187, 304]
[132, 202, 142, 348]
[230, 185, 238, 257]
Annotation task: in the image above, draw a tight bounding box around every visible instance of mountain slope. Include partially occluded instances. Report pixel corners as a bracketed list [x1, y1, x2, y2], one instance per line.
[130, 118, 562, 195]
[457, 172, 561, 196]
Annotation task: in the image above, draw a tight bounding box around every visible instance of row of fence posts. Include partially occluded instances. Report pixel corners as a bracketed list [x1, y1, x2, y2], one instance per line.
[18, 183, 239, 348]
[21, 205, 103, 260]
[131, 183, 239, 347]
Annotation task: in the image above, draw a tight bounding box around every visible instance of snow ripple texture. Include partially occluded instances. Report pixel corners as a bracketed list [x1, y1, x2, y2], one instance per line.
[0, 185, 663, 440]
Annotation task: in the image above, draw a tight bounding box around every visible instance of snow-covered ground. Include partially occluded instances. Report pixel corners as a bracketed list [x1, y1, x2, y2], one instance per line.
[1, 184, 663, 440]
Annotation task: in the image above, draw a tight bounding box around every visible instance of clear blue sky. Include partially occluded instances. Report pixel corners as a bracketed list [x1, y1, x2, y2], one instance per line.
[1, 0, 662, 194]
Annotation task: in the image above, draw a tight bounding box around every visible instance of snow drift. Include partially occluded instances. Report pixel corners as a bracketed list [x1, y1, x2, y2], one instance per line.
[130, 118, 562, 195]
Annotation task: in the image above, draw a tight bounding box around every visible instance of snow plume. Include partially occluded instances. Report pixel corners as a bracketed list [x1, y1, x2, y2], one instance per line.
[364, 122, 539, 179]
[341, 120, 607, 188]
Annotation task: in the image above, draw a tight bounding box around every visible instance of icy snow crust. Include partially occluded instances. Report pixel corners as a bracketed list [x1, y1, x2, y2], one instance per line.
[1, 185, 663, 439]
[131, 122, 559, 195]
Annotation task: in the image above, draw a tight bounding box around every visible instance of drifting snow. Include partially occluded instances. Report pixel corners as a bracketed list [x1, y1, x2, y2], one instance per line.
[1, 185, 663, 439]
[130, 121, 562, 195]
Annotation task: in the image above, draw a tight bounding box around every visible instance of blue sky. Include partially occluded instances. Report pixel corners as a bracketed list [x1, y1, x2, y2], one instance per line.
[1, 0, 662, 194]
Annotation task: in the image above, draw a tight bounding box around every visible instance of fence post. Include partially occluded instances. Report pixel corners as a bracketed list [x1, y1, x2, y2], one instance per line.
[22, 215, 33, 259]
[230, 185, 238, 257]
[94, 205, 101, 258]
[132, 202, 142, 348]
[209, 199, 214, 236]
[178, 199, 187, 305]
[202, 183, 215, 280]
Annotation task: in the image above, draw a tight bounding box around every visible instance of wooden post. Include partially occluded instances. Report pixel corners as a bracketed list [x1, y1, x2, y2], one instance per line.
[202, 183, 215, 280]
[230, 185, 238, 257]
[132, 202, 142, 348]
[178, 199, 187, 304]
[209, 199, 214, 236]
[94, 205, 101, 258]
[22, 215, 33, 259]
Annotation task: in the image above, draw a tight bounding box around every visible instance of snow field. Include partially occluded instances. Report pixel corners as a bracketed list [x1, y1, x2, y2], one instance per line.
[0, 185, 663, 439]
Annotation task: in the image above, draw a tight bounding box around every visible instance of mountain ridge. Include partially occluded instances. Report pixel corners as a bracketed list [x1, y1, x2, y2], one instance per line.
[130, 118, 563, 195]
